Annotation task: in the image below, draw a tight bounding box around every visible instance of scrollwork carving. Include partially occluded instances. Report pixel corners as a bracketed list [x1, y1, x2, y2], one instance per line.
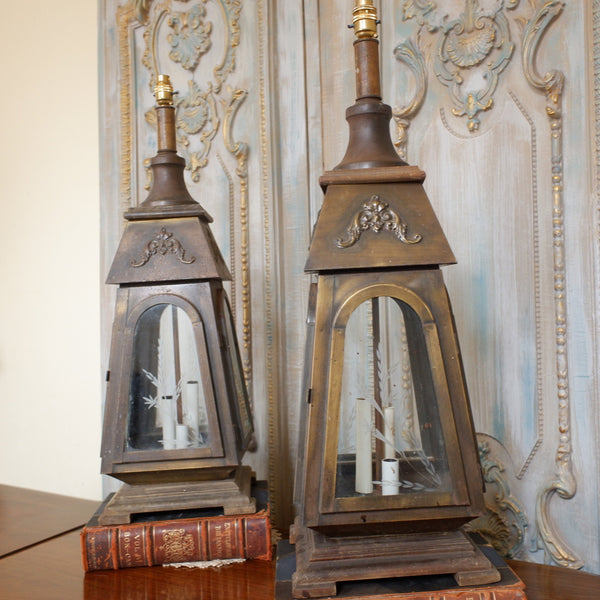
[392, 38, 427, 161]
[435, 0, 515, 132]
[467, 437, 528, 558]
[168, 3, 212, 71]
[521, 0, 582, 569]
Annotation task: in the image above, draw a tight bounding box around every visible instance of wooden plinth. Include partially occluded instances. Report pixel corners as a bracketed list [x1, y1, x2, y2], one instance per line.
[98, 466, 256, 525]
[276, 539, 527, 600]
[289, 523, 501, 598]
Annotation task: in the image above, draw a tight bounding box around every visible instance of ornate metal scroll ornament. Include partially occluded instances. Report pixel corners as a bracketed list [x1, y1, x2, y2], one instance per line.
[131, 228, 196, 267]
[521, 0, 583, 570]
[336, 195, 422, 249]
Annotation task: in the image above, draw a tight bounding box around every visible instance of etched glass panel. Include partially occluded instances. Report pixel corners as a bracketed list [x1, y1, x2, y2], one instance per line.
[335, 296, 451, 499]
[128, 303, 211, 451]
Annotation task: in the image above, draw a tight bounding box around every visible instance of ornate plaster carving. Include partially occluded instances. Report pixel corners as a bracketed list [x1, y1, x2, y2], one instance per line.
[401, 0, 518, 133]
[521, 0, 583, 569]
[467, 435, 529, 558]
[392, 38, 427, 161]
[167, 3, 212, 71]
[397, 0, 580, 568]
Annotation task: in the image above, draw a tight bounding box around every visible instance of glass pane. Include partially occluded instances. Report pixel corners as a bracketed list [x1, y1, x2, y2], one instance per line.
[221, 295, 253, 443]
[128, 303, 211, 451]
[336, 296, 451, 499]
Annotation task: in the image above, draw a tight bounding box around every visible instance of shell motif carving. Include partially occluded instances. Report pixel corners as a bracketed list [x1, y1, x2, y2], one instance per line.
[401, 0, 517, 132]
[445, 14, 496, 68]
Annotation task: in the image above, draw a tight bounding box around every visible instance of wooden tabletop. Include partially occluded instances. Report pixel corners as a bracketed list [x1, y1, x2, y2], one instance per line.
[0, 485, 598, 600]
[0, 484, 98, 558]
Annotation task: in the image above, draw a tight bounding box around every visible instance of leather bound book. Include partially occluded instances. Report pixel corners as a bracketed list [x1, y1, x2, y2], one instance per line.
[81, 482, 272, 571]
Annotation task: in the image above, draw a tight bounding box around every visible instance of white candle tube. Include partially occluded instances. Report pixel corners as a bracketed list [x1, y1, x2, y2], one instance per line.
[175, 424, 189, 449]
[384, 405, 396, 459]
[185, 380, 200, 446]
[160, 395, 176, 449]
[382, 458, 400, 495]
[355, 397, 373, 494]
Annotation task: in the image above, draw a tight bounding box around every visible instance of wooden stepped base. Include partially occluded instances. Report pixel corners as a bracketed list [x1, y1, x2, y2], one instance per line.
[277, 531, 526, 599]
[98, 466, 256, 525]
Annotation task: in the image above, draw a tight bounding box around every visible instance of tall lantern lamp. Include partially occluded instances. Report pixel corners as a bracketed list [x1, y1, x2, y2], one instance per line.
[290, 2, 503, 597]
[99, 75, 256, 525]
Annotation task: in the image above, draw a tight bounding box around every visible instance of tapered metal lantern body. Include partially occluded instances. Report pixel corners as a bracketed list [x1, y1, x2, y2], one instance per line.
[99, 76, 255, 526]
[290, 4, 499, 597]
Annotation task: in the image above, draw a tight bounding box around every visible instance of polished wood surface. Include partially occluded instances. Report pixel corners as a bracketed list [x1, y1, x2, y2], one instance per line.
[0, 484, 98, 558]
[0, 529, 275, 600]
[1, 529, 599, 600]
[508, 560, 600, 600]
[0, 486, 598, 599]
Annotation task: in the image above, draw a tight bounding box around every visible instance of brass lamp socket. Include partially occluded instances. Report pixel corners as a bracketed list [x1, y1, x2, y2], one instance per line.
[154, 74, 174, 106]
[352, 0, 377, 39]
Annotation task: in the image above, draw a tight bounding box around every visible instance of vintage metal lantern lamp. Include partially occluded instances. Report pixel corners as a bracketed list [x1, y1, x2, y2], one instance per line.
[99, 75, 255, 525]
[291, 2, 501, 596]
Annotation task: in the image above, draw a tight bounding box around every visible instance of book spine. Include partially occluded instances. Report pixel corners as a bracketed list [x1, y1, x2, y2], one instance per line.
[81, 513, 271, 571]
[244, 514, 272, 561]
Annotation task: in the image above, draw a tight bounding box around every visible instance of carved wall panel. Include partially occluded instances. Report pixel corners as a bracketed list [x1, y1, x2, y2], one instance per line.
[375, 0, 597, 570]
[101, 0, 600, 568]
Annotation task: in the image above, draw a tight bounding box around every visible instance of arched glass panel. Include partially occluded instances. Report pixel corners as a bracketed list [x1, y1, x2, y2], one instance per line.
[335, 296, 451, 499]
[128, 303, 211, 451]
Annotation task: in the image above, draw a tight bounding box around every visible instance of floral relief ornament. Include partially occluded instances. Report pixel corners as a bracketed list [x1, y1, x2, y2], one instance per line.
[168, 3, 212, 71]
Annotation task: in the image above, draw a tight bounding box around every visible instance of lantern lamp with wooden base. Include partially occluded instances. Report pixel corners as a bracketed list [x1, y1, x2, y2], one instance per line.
[99, 75, 256, 526]
[290, 2, 511, 597]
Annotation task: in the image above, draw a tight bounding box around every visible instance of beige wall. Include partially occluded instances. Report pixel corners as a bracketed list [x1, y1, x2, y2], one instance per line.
[0, 1, 102, 500]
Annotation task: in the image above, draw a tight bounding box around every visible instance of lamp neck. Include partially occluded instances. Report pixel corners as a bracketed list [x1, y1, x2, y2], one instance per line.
[334, 1, 406, 171]
[127, 75, 209, 220]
